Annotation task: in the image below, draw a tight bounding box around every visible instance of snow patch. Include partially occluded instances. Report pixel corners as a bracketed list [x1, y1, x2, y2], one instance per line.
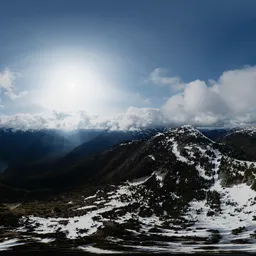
[0, 239, 24, 251]
[148, 155, 155, 161]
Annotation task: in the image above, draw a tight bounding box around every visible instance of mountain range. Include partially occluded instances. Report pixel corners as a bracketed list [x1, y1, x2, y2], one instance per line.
[1, 125, 256, 253]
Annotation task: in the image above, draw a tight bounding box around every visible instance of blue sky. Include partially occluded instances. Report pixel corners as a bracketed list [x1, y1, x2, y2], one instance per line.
[0, 0, 256, 129]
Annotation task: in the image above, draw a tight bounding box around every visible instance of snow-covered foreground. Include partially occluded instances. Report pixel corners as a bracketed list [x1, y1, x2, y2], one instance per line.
[16, 175, 256, 253]
[23, 185, 134, 239]
[186, 182, 256, 243]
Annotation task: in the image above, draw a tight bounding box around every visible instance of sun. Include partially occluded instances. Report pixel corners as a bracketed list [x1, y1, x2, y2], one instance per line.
[69, 83, 76, 90]
[38, 61, 107, 113]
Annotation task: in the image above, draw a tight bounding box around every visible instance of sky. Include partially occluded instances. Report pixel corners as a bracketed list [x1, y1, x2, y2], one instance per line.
[0, 0, 256, 130]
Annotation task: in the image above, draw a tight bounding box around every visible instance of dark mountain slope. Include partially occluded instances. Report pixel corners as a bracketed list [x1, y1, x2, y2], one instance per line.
[3, 139, 145, 190]
[2, 128, 166, 186]
[199, 128, 230, 141]
[0, 129, 72, 170]
[218, 127, 256, 161]
[2, 126, 216, 191]
[0, 129, 102, 171]
[60, 128, 166, 166]
[0, 181, 28, 202]
[19, 132, 73, 163]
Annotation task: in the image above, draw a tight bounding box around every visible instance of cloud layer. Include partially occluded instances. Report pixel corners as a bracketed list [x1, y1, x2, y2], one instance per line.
[0, 107, 166, 131]
[0, 66, 256, 130]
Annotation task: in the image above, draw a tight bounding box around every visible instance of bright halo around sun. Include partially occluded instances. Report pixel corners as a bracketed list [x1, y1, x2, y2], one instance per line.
[38, 60, 109, 113]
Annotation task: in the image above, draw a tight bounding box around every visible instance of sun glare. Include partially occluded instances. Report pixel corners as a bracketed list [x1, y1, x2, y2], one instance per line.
[38, 60, 107, 113]
[69, 83, 76, 90]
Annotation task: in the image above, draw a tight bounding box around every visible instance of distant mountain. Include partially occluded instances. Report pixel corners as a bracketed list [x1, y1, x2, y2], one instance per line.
[0, 128, 102, 172]
[58, 129, 102, 148]
[2, 128, 166, 185]
[2, 125, 256, 253]
[0, 127, 231, 175]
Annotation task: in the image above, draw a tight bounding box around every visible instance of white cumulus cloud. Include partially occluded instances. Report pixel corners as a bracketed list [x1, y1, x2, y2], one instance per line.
[0, 69, 28, 102]
[162, 66, 256, 127]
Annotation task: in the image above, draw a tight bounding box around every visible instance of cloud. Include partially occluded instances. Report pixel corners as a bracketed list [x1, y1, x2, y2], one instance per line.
[0, 69, 28, 102]
[115, 107, 166, 130]
[162, 66, 256, 127]
[5, 90, 28, 100]
[0, 66, 256, 130]
[149, 68, 185, 91]
[0, 107, 167, 131]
